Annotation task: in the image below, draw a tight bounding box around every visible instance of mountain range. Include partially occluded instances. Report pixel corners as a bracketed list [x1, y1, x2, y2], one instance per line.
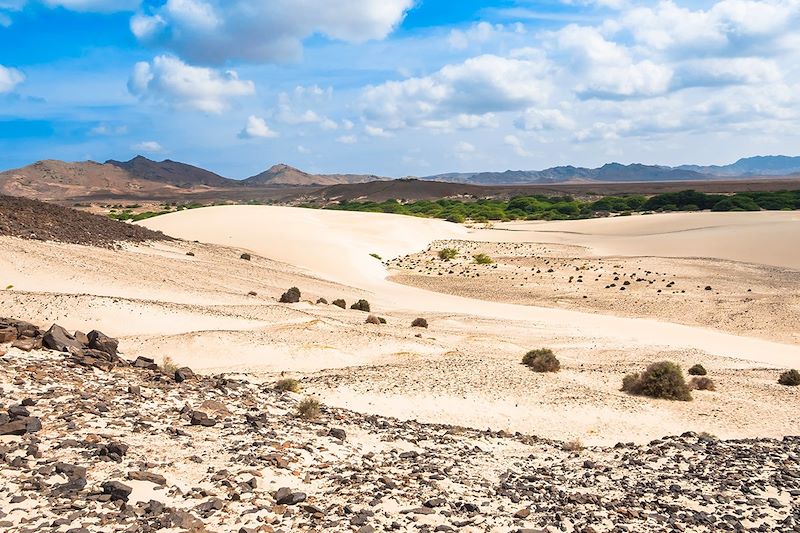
[0, 155, 798, 202]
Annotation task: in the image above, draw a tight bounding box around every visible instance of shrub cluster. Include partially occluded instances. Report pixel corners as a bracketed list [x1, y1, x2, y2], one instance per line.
[351, 299, 371, 312]
[522, 348, 560, 373]
[689, 376, 716, 391]
[411, 317, 428, 328]
[778, 369, 800, 386]
[688, 364, 707, 376]
[295, 397, 321, 419]
[438, 248, 458, 261]
[332, 299, 346, 309]
[275, 378, 301, 393]
[473, 253, 493, 265]
[622, 361, 692, 401]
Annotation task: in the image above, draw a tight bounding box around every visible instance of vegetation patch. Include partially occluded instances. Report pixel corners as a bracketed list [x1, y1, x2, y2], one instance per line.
[689, 377, 716, 391]
[688, 364, 707, 376]
[295, 397, 321, 419]
[438, 248, 458, 260]
[275, 378, 301, 393]
[622, 361, 692, 401]
[522, 348, 560, 373]
[778, 369, 800, 386]
[473, 253, 493, 265]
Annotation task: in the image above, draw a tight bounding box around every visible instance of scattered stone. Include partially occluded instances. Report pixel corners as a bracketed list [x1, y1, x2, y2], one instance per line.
[42, 324, 84, 353]
[329, 427, 347, 441]
[175, 367, 196, 383]
[274, 487, 307, 505]
[87, 330, 118, 358]
[102, 481, 133, 502]
[190, 411, 217, 427]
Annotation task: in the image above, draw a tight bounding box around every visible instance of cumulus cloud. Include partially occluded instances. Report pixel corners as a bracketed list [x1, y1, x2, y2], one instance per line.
[364, 125, 392, 137]
[362, 54, 550, 130]
[90, 123, 128, 136]
[132, 140, 164, 153]
[43, 0, 139, 11]
[128, 55, 255, 113]
[0, 65, 24, 93]
[514, 108, 575, 131]
[238, 115, 278, 139]
[336, 135, 357, 144]
[131, 0, 414, 64]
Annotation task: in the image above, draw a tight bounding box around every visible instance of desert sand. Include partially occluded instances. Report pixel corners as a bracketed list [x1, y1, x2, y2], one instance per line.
[1, 206, 798, 446]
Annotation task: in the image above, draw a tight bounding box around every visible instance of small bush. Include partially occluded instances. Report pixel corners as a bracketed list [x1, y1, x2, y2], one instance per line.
[295, 397, 321, 419]
[240, 253, 251, 261]
[411, 317, 428, 328]
[688, 364, 707, 376]
[473, 253, 493, 265]
[365, 314, 381, 325]
[778, 369, 800, 386]
[316, 297, 328, 305]
[279, 287, 301, 303]
[351, 299, 371, 312]
[275, 378, 301, 393]
[522, 348, 560, 373]
[689, 376, 716, 391]
[438, 248, 458, 261]
[369, 253, 382, 260]
[332, 299, 346, 309]
[621, 361, 692, 401]
[161, 356, 178, 376]
[562, 439, 584, 452]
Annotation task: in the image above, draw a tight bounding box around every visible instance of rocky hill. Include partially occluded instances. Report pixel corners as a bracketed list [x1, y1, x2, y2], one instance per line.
[0, 319, 797, 532]
[243, 163, 384, 187]
[106, 156, 238, 188]
[0, 194, 172, 246]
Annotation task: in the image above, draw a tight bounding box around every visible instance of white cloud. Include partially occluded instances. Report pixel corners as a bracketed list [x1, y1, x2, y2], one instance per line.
[336, 135, 357, 144]
[297, 145, 311, 154]
[128, 55, 255, 113]
[364, 125, 391, 137]
[504, 134, 533, 156]
[238, 115, 278, 139]
[0, 65, 23, 93]
[90, 123, 128, 136]
[131, 0, 414, 64]
[362, 54, 550, 130]
[132, 140, 164, 153]
[320, 118, 339, 130]
[448, 22, 499, 50]
[514, 108, 575, 131]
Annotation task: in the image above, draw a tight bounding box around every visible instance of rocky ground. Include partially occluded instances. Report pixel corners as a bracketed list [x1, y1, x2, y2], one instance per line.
[0, 195, 172, 246]
[1, 318, 799, 532]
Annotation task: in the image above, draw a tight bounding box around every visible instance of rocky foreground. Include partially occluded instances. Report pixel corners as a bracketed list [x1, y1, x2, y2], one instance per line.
[0, 319, 798, 532]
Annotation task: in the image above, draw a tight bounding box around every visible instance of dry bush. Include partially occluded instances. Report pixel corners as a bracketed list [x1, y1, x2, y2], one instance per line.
[522, 348, 560, 373]
[621, 361, 692, 401]
[275, 378, 301, 393]
[161, 356, 178, 375]
[778, 369, 800, 386]
[279, 287, 301, 303]
[411, 317, 428, 328]
[562, 439, 584, 452]
[295, 397, 321, 419]
[689, 376, 716, 391]
[688, 364, 707, 376]
[365, 314, 381, 325]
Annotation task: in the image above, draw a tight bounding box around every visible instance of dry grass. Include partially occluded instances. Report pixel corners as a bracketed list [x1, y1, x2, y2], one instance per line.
[295, 397, 321, 419]
[275, 378, 301, 393]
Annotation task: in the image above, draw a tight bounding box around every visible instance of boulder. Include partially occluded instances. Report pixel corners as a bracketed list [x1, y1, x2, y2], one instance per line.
[0, 416, 41, 436]
[73, 330, 89, 346]
[102, 481, 133, 502]
[43, 324, 84, 353]
[279, 287, 301, 304]
[329, 427, 347, 441]
[190, 411, 217, 427]
[175, 367, 196, 383]
[11, 337, 42, 352]
[351, 299, 371, 312]
[133, 356, 159, 370]
[274, 487, 307, 505]
[0, 326, 17, 343]
[87, 330, 118, 358]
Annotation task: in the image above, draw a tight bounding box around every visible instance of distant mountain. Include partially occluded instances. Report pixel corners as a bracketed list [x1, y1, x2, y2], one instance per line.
[106, 156, 237, 188]
[0, 159, 180, 201]
[678, 155, 800, 177]
[424, 163, 706, 185]
[243, 163, 385, 187]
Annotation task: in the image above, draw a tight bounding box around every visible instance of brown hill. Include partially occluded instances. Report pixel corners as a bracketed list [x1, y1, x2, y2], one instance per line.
[0, 194, 172, 246]
[106, 156, 237, 188]
[243, 163, 384, 187]
[0, 160, 181, 202]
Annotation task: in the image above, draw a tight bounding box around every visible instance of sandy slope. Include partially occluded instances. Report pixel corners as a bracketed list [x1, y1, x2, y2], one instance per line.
[1, 207, 797, 444]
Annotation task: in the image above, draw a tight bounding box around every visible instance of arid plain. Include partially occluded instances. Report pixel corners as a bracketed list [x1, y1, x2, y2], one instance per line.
[2, 207, 797, 447]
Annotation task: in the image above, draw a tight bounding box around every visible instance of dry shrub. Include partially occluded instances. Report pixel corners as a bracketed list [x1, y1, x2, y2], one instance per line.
[689, 376, 716, 391]
[778, 369, 800, 386]
[522, 348, 560, 373]
[688, 364, 707, 376]
[275, 378, 301, 393]
[295, 397, 321, 419]
[621, 361, 692, 401]
[411, 317, 428, 328]
[161, 356, 178, 375]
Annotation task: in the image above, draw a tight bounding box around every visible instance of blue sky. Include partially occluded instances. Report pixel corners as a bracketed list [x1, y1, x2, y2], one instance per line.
[1, 0, 799, 178]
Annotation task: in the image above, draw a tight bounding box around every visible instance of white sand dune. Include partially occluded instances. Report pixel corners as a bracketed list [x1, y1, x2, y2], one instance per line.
[143, 207, 800, 368]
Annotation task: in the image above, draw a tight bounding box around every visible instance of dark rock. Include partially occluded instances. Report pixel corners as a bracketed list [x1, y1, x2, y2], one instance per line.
[175, 367, 196, 383]
[132, 356, 159, 370]
[73, 330, 89, 346]
[8, 404, 30, 418]
[332, 299, 346, 309]
[0, 326, 17, 343]
[274, 487, 307, 505]
[11, 337, 41, 351]
[128, 471, 167, 486]
[102, 481, 133, 502]
[0, 416, 41, 435]
[240, 253, 251, 261]
[329, 427, 347, 441]
[351, 299, 371, 312]
[190, 411, 217, 427]
[43, 324, 83, 353]
[279, 287, 301, 304]
[411, 318, 428, 328]
[87, 330, 118, 358]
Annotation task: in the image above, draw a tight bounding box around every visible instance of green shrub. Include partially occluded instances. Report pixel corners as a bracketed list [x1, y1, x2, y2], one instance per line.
[351, 299, 371, 312]
[438, 248, 458, 261]
[522, 348, 560, 373]
[621, 361, 692, 401]
[161, 356, 178, 376]
[411, 317, 428, 328]
[332, 299, 346, 309]
[688, 364, 707, 376]
[369, 253, 382, 260]
[778, 369, 800, 386]
[295, 397, 321, 419]
[275, 378, 301, 393]
[473, 253, 493, 265]
[689, 376, 716, 391]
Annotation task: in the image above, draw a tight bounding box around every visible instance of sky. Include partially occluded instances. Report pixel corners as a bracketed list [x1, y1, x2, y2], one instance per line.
[0, 0, 799, 178]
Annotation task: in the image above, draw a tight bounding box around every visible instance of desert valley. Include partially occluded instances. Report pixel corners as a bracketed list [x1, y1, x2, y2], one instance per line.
[3, 1, 800, 531]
